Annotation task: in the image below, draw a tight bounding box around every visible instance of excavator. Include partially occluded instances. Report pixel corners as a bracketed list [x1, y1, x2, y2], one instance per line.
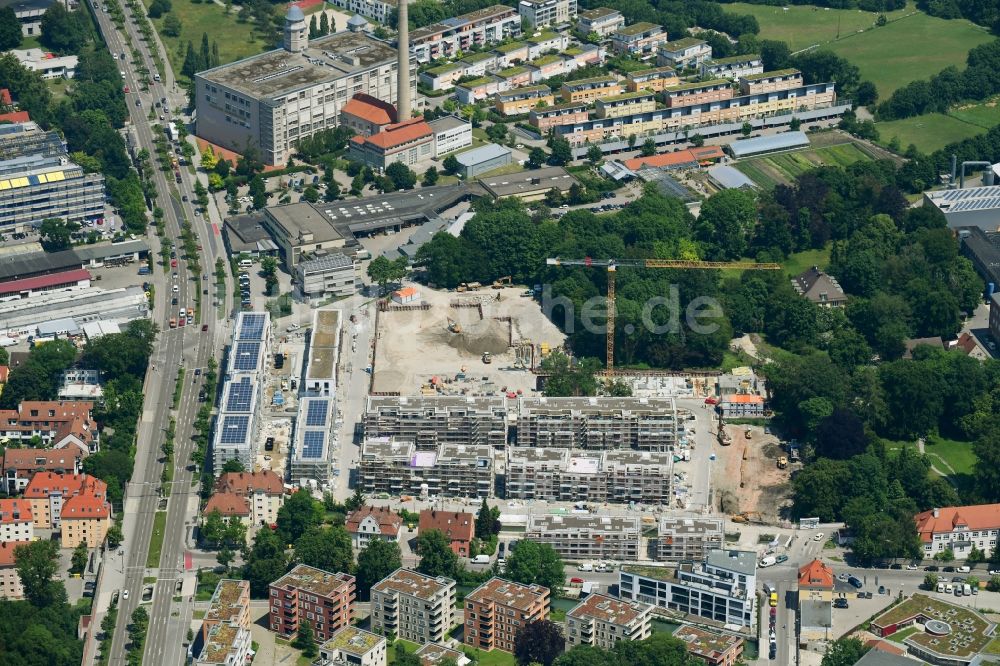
[492, 275, 512, 289]
[731, 511, 765, 524]
[447, 317, 462, 334]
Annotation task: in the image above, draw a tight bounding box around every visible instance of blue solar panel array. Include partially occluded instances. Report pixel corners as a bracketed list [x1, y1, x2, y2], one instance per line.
[232, 342, 261, 372]
[225, 376, 254, 413]
[301, 431, 325, 459]
[305, 399, 329, 427]
[238, 313, 266, 341]
[220, 415, 251, 444]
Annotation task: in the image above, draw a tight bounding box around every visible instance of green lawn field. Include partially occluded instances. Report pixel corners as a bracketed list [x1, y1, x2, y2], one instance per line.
[876, 113, 986, 153]
[733, 142, 870, 189]
[727, 2, 912, 51]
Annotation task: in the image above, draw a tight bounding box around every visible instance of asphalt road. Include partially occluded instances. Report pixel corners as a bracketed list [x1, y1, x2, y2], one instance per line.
[85, 2, 231, 664]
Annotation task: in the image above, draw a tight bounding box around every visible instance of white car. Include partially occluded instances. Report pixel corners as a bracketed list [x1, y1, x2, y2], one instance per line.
[989, 569, 1000, 576]
[958, 566, 971, 573]
[813, 532, 825, 542]
[122, 589, 129, 600]
[172, 284, 179, 292]
[907, 564, 919, 570]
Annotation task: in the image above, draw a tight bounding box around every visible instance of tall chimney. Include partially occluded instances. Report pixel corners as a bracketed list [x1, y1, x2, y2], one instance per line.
[397, 0, 411, 121]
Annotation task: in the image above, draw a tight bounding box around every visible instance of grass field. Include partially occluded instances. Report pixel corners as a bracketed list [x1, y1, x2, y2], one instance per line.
[924, 436, 977, 476]
[142, 0, 268, 78]
[734, 142, 871, 189]
[729, 4, 990, 97]
[146, 511, 167, 569]
[877, 99, 1000, 153]
[782, 246, 832, 276]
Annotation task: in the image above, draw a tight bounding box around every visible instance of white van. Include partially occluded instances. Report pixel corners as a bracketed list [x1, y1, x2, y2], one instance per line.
[471, 555, 490, 564]
[945, 583, 954, 593]
[937, 582, 945, 593]
[963, 584, 972, 596]
[577, 563, 594, 572]
[759, 556, 777, 568]
[239, 259, 253, 268]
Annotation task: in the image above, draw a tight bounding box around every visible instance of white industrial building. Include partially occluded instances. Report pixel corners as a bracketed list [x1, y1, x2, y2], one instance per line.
[295, 253, 357, 298]
[925, 184, 1000, 231]
[0, 286, 149, 338]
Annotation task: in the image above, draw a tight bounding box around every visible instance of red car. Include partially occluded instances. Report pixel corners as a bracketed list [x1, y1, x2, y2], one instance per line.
[170, 259, 177, 268]
[123, 86, 129, 93]
[201, 324, 208, 332]
[569, 577, 584, 584]
[704, 397, 718, 405]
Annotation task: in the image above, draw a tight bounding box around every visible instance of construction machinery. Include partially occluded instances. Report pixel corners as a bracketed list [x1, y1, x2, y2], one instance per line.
[447, 317, 462, 334]
[492, 275, 512, 289]
[731, 511, 765, 524]
[546, 258, 781, 373]
[777, 456, 788, 469]
[482, 352, 492, 364]
[457, 282, 482, 292]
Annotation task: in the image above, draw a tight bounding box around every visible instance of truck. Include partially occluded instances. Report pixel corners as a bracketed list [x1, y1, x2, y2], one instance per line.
[138, 265, 151, 275]
[167, 122, 178, 142]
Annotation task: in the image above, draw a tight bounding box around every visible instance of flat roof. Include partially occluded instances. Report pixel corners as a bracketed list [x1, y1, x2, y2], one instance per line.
[729, 131, 809, 157]
[266, 202, 345, 245]
[709, 54, 761, 66]
[467, 577, 547, 611]
[562, 75, 619, 89]
[568, 593, 650, 626]
[455, 143, 511, 167]
[307, 309, 341, 380]
[706, 549, 758, 576]
[616, 21, 661, 36]
[479, 165, 577, 198]
[742, 68, 801, 81]
[599, 91, 655, 104]
[372, 568, 454, 601]
[666, 78, 731, 93]
[299, 253, 353, 274]
[579, 6, 620, 19]
[526, 513, 639, 533]
[73, 239, 149, 261]
[198, 31, 398, 99]
[321, 626, 384, 656]
[311, 183, 479, 235]
[271, 564, 354, 598]
[662, 37, 707, 51]
[674, 626, 743, 657]
[427, 115, 468, 133]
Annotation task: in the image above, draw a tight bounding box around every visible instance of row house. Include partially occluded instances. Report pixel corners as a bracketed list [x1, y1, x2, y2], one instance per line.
[625, 66, 679, 93]
[739, 68, 803, 94]
[566, 593, 652, 650]
[212, 470, 285, 526]
[576, 7, 625, 39]
[345, 505, 402, 550]
[1, 447, 82, 494]
[269, 565, 356, 642]
[465, 578, 549, 654]
[611, 23, 667, 58]
[496, 66, 533, 90]
[24, 471, 106, 529]
[370, 568, 456, 644]
[595, 91, 657, 119]
[494, 85, 555, 116]
[664, 79, 733, 108]
[0, 400, 98, 456]
[560, 75, 622, 103]
[458, 51, 500, 77]
[523, 514, 641, 561]
[410, 5, 522, 64]
[529, 101, 589, 132]
[655, 37, 712, 70]
[562, 44, 606, 69]
[0, 499, 33, 543]
[526, 55, 564, 83]
[701, 54, 764, 81]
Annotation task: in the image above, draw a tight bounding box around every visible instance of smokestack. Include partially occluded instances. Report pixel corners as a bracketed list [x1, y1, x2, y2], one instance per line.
[397, 0, 411, 121]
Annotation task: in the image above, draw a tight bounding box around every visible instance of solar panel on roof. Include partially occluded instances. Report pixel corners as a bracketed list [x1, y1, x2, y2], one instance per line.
[301, 431, 325, 459]
[233, 342, 261, 371]
[225, 376, 254, 412]
[305, 400, 329, 427]
[219, 415, 250, 444]
[238, 313, 266, 340]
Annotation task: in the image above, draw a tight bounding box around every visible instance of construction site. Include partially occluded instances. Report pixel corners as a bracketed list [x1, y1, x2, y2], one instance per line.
[712, 423, 792, 524]
[370, 284, 566, 396]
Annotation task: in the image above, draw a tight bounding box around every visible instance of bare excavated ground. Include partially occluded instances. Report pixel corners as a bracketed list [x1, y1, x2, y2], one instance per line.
[712, 425, 792, 522]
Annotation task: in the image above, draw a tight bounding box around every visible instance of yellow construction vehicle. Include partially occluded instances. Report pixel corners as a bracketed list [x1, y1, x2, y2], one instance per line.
[492, 275, 512, 289]
[731, 511, 765, 524]
[447, 318, 462, 334]
[777, 456, 788, 469]
[482, 352, 492, 364]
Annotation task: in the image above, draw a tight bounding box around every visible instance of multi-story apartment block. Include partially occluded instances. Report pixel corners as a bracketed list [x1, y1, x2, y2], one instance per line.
[269, 565, 356, 642]
[701, 54, 764, 81]
[329, 0, 396, 23]
[364, 396, 507, 450]
[213, 471, 284, 526]
[674, 626, 745, 666]
[0, 499, 33, 543]
[60, 492, 112, 548]
[346, 505, 403, 550]
[525, 55, 564, 83]
[611, 23, 667, 58]
[654, 517, 724, 563]
[524, 514, 641, 561]
[529, 102, 589, 131]
[664, 79, 733, 108]
[455, 77, 506, 105]
[518, 0, 577, 28]
[196, 622, 253, 666]
[619, 550, 758, 628]
[24, 472, 107, 529]
[495, 65, 533, 89]
[465, 578, 550, 653]
[196, 13, 417, 165]
[0, 540, 29, 599]
[655, 38, 712, 70]
[625, 66, 679, 93]
[318, 627, 387, 666]
[202, 579, 251, 644]
[556, 81, 838, 146]
[0, 447, 82, 494]
[595, 91, 657, 119]
[411, 5, 522, 63]
[527, 30, 569, 56]
[506, 449, 673, 503]
[915, 504, 1000, 560]
[419, 510, 474, 557]
[359, 438, 494, 498]
[577, 7, 624, 38]
[419, 62, 465, 92]
[739, 68, 803, 94]
[494, 86, 555, 116]
[565, 593, 652, 649]
[560, 76, 622, 103]
[515, 397, 679, 451]
[370, 568, 456, 644]
[0, 400, 97, 455]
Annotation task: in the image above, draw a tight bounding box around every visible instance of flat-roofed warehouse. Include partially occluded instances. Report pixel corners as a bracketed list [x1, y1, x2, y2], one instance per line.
[364, 395, 507, 449]
[515, 396, 679, 451]
[726, 131, 809, 158]
[0, 286, 149, 337]
[479, 166, 577, 201]
[926, 186, 1000, 231]
[194, 9, 417, 166]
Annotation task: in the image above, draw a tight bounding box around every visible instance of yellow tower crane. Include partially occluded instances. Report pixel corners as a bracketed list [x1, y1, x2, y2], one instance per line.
[545, 257, 781, 373]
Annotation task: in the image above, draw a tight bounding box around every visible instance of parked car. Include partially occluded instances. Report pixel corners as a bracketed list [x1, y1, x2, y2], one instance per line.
[943, 566, 956, 573]
[833, 598, 849, 609]
[848, 576, 863, 589]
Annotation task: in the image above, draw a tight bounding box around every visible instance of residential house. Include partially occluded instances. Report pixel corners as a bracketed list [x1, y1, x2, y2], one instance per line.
[348, 118, 435, 170]
[414, 643, 471, 666]
[202, 493, 251, 526]
[329, 0, 396, 23]
[340, 94, 398, 137]
[576, 7, 624, 38]
[625, 66, 679, 92]
[653, 516, 724, 563]
[798, 559, 833, 641]
[518, 0, 577, 28]
[0, 499, 33, 543]
[594, 91, 656, 118]
[202, 579, 251, 645]
[23, 472, 107, 529]
[418, 510, 474, 557]
[560, 75, 622, 103]
[523, 514, 641, 561]
[3, 447, 84, 495]
[718, 394, 766, 419]
[903, 337, 945, 360]
[410, 5, 522, 64]
[318, 627, 387, 666]
[60, 492, 112, 548]
[0, 400, 97, 455]
[915, 504, 1000, 560]
[0, 540, 29, 599]
[565, 593, 652, 649]
[700, 54, 763, 80]
[464, 578, 550, 653]
[739, 69, 803, 94]
[611, 23, 667, 58]
[674, 626, 745, 666]
[213, 470, 285, 526]
[495, 66, 533, 89]
[525, 55, 566, 83]
[370, 568, 456, 644]
[791, 266, 846, 307]
[655, 38, 712, 70]
[419, 63, 465, 92]
[953, 332, 991, 360]
[269, 564, 356, 641]
[494, 86, 555, 116]
[455, 77, 506, 105]
[195, 621, 252, 666]
[345, 506, 403, 550]
[529, 102, 589, 132]
[663, 79, 733, 108]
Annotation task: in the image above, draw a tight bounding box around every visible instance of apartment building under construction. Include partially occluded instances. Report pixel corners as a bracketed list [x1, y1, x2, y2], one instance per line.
[515, 397, 679, 451]
[363, 396, 508, 450]
[524, 514, 642, 561]
[358, 437, 494, 498]
[653, 516, 725, 563]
